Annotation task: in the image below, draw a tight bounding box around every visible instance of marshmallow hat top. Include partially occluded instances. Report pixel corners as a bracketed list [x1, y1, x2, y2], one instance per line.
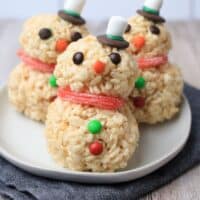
[137, 0, 165, 23]
[58, 0, 86, 25]
[106, 16, 128, 38]
[97, 16, 129, 49]
[144, 0, 163, 12]
[64, 0, 86, 16]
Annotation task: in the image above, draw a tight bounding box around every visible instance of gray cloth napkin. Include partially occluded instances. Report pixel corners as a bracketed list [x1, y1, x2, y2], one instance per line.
[0, 84, 199, 200]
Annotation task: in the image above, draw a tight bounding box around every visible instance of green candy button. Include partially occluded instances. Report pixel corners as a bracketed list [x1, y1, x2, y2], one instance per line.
[135, 77, 146, 89]
[49, 75, 58, 88]
[88, 120, 102, 134]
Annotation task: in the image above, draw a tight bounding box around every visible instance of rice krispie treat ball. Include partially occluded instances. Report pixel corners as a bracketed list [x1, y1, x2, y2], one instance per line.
[130, 63, 183, 124]
[45, 17, 140, 172]
[124, 0, 184, 124]
[8, 0, 89, 122]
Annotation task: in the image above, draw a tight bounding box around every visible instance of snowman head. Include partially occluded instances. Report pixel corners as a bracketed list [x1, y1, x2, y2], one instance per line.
[124, 14, 171, 58]
[54, 17, 138, 97]
[20, 14, 88, 64]
[54, 34, 138, 98]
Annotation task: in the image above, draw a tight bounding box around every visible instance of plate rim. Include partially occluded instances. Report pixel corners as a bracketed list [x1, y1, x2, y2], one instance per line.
[0, 85, 192, 183]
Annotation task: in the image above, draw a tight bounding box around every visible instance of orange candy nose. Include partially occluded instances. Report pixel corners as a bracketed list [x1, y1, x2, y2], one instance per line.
[93, 60, 106, 74]
[55, 39, 69, 53]
[132, 36, 145, 50]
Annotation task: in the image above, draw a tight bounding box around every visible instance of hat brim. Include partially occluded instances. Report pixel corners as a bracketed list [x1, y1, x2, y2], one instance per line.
[97, 35, 129, 49]
[137, 10, 165, 23]
[58, 10, 86, 25]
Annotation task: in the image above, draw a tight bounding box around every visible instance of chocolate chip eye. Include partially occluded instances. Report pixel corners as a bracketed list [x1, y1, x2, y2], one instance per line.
[150, 25, 160, 35]
[39, 28, 52, 40]
[73, 52, 84, 65]
[71, 32, 82, 42]
[109, 53, 121, 65]
[125, 24, 131, 33]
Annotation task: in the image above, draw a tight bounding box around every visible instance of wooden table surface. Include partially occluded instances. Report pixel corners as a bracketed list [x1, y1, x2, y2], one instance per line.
[0, 19, 199, 200]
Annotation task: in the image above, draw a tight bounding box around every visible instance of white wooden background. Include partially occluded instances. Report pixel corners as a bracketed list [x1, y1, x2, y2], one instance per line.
[0, 0, 200, 20]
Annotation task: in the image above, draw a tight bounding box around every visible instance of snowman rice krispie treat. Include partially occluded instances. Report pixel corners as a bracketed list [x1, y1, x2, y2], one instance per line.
[45, 17, 140, 172]
[124, 0, 183, 124]
[8, 0, 89, 122]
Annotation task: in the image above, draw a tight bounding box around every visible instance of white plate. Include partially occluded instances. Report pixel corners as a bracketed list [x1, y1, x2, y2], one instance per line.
[0, 86, 191, 184]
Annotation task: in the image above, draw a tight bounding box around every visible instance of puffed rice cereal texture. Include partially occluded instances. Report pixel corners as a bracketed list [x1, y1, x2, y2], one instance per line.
[8, 63, 57, 122]
[45, 99, 139, 172]
[130, 63, 184, 124]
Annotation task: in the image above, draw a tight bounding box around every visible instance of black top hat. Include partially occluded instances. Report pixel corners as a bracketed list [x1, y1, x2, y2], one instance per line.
[58, 0, 86, 25]
[137, 0, 165, 23]
[97, 16, 129, 49]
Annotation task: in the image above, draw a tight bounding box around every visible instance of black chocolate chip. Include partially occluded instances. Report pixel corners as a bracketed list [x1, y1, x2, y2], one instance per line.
[125, 24, 131, 33]
[109, 53, 121, 65]
[71, 32, 82, 41]
[39, 28, 52, 40]
[73, 52, 84, 65]
[150, 25, 160, 35]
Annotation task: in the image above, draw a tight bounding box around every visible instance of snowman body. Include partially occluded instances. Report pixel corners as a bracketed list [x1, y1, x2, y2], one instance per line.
[45, 36, 140, 172]
[8, 14, 88, 122]
[124, 15, 183, 124]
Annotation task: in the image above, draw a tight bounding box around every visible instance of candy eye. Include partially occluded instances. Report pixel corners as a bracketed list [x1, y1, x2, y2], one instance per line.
[71, 32, 82, 42]
[109, 53, 121, 65]
[150, 25, 160, 35]
[73, 52, 84, 65]
[39, 28, 52, 40]
[125, 24, 131, 33]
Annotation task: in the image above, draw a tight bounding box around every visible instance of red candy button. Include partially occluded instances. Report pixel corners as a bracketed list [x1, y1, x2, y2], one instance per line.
[93, 60, 106, 74]
[133, 96, 145, 108]
[89, 141, 103, 156]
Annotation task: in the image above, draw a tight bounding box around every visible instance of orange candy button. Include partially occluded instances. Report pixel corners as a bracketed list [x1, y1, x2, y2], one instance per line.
[93, 60, 106, 74]
[55, 39, 69, 53]
[132, 36, 145, 50]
